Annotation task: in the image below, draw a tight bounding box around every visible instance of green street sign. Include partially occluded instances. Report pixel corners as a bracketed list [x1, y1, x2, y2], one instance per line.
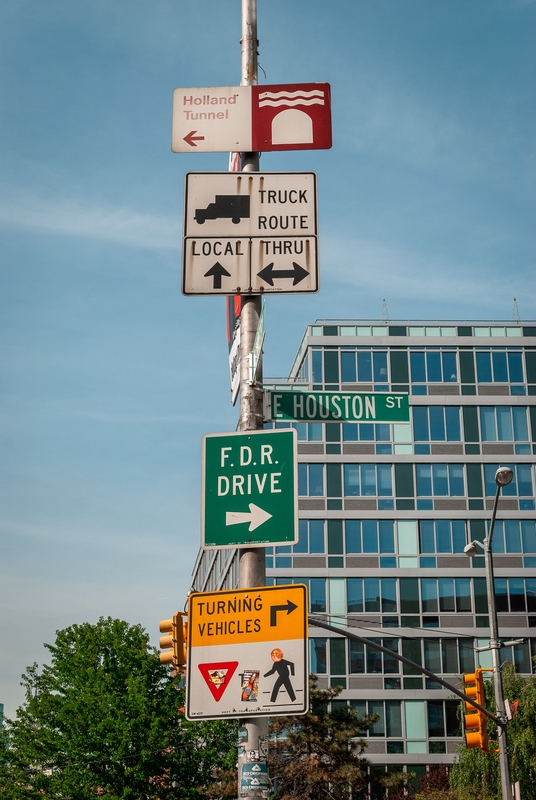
[201, 429, 298, 550]
[267, 390, 410, 423]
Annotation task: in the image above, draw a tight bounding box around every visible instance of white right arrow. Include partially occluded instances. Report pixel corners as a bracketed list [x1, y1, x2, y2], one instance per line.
[226, 503, 272, 532]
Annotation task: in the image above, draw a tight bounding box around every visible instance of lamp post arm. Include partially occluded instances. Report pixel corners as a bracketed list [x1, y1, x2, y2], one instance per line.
[488, 483, 501, 551]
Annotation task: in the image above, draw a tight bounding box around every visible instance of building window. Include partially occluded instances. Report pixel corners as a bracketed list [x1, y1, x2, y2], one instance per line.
[413, 407, 461, 442]
[345, 520, 395, 554]
[348, 700, 402, 738]
[342, 422, 391, 442]
[416, 464, 465, 496]
[294, 519, 325, 553]
[309, 578, 327, 612]
[286, 578, 326, 612]
[298, 463, 324, 496]
[494, 578, 536, 614]
[491, 520, 536, 554]
[419, 520, 466, 553]
[423, 638, 475, 676]
[484, 464, 534, 498]
[340, 349, 388, 384]
[330, 638, 346, 675]
[475, 349, 524, 383]
[347, 579, 397, 614]
[480, 406, 529, 442]
[349, 638, 400, 674]
[420, 579, 472, 613]
[499, 641, 533, 673]
[427, 700, 462, 737]
[409, 349, 457, 383]
[310, 638, 327, 674]
[270, 421, 323, 441]
[343, 464, 393, 496]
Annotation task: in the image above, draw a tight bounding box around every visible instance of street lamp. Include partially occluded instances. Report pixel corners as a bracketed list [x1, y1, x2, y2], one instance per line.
[464, 466, 514, 800]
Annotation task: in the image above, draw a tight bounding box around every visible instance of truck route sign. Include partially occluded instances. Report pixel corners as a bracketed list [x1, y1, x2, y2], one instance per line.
[186, 584, 308, 721]
[183, 172, 318, 295]
[201, 428, 298, 549]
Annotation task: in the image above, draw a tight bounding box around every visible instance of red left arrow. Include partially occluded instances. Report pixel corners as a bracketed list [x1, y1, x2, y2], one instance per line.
[183, 130, 205, 147]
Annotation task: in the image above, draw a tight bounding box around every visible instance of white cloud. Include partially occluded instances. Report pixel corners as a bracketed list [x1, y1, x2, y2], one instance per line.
[336, 75, 527, 185]
[0, 192, 181, 249]
[342, 83, 464, 170]
[321, 234, 536, 311]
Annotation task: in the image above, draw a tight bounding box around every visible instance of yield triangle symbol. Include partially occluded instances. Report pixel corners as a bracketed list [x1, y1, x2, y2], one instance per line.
[198, 661, 239, 701]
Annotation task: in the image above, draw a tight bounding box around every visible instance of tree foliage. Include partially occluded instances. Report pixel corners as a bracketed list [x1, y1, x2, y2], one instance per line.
[0, 617, 236, 800]
[412, 765, 459, 800]
[449, 663, 536, 800]
[268, 676, 405, 800]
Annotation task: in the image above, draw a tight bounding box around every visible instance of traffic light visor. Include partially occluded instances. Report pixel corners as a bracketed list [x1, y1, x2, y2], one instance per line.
[158, 612, 186, 667]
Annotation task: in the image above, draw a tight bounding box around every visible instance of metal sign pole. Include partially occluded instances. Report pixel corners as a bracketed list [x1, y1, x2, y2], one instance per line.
[237, 1, 269, 797]
[486, 485, 513, 800]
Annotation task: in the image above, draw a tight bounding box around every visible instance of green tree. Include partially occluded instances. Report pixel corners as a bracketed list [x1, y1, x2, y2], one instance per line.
[502, 663, 536, 798]
[450, 663, 536, 800]
[268, 676, 405, 800]
[0, 617, 236, 799]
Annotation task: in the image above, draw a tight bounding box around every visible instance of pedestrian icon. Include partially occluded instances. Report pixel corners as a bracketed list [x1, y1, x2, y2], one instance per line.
[263, 647, 296, 703]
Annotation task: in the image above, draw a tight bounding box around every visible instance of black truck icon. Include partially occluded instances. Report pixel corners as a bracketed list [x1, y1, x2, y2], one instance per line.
[194, 195, 250, 225]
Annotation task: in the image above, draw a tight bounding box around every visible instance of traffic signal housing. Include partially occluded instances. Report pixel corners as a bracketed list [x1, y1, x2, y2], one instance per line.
[463, 669, 488, 750]
[159, 612, 188, 668]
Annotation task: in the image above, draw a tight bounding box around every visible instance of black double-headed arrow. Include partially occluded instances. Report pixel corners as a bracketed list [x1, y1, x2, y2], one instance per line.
[257, 262, 309, 287]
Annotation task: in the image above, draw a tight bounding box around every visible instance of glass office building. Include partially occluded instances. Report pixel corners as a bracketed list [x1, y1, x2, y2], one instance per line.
[191, 319, 536, 780]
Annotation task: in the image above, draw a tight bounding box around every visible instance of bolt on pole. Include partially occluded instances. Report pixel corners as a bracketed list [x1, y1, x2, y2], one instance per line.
[237, 1, 268, 798]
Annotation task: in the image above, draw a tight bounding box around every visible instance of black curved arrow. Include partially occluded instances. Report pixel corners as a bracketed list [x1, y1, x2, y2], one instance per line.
[270, 599, 298, 626]
[205, 262, 231, 289]
[257, 262, 309, 287]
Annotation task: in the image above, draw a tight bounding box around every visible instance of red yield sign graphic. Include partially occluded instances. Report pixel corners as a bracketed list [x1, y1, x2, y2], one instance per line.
[198, 661, 239, 701]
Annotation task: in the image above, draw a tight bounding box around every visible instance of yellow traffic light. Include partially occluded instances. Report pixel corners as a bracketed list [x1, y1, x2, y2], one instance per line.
[463, 669, 489, 750]
[159, 612, 187, 667]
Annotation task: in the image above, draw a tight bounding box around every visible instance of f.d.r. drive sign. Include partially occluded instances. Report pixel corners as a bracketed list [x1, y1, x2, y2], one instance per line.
[201, 429, 297, 549]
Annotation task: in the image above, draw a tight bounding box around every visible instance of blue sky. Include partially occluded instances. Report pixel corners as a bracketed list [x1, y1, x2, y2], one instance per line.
[1, 0, 534, 717]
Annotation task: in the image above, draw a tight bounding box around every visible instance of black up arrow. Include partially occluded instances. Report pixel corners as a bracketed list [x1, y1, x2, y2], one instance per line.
[204, 262, 231, 289]
[270, 599, 298, 626]
[257, 262, 309, 287]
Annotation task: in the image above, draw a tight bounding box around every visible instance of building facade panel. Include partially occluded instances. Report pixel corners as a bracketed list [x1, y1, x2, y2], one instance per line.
[191, 319, 536, 772]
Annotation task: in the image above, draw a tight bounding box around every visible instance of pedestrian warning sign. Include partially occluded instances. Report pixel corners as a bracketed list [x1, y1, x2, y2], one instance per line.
[186, 584, 308, 720]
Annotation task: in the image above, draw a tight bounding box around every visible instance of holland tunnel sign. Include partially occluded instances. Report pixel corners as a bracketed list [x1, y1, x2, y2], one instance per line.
[266, 390, 410, 424]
